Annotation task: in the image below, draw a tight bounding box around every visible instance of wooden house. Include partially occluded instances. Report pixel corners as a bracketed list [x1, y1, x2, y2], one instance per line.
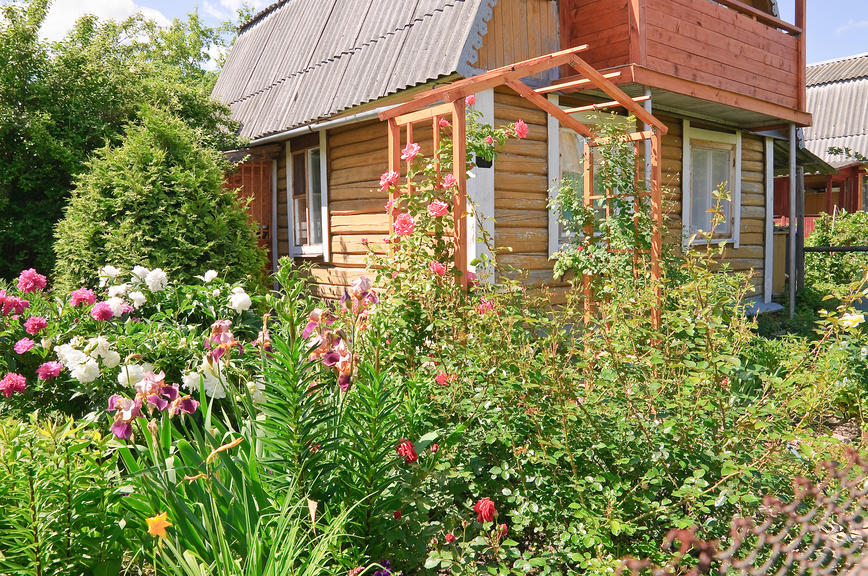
[775, 53, 868, 236]
[213, 0, 811, 307]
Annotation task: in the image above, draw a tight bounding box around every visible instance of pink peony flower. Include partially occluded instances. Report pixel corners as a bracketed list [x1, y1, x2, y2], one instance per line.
[393, 213, 415, 236]
[36, 361, 62, 380]
[0, 372, 26, 397]
[514, 119, 529, 139]
[396, 439, 418, 463]
[484, 135, 493, 144]
[465, 94, 476, 106]
[400, 142, 421, 162]
[70, 288, 97, 307]
[438, 117, 450, 128]
[91, 301, 114, 321]
[17, 268, 46, 293]
[474, 497, 497, 523]
[24, 316, 47, 335]
[13, 338, 34, 354]
[379, 170, 400, 192]
[0, 290, 29, 316]
[427, 199, 449, 217]
[429, 261, 447, 277]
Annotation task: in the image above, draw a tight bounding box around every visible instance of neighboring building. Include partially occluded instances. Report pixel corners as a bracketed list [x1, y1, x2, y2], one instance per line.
[775, 52, 868, 235]
[213, 0, 811, 304]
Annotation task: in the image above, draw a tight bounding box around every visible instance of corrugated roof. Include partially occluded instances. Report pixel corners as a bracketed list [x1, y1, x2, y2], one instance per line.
[806, 53, 868, 87]
[803, 54, 868, 166]
[213, 0, 493, 141]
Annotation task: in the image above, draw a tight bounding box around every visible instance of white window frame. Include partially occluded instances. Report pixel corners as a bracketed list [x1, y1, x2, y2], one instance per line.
[286, 132, 330, 259]
[682, 119, 742, 248]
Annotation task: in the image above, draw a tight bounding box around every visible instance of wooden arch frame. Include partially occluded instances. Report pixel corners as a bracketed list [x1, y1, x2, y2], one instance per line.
[379, 45, 668, 326]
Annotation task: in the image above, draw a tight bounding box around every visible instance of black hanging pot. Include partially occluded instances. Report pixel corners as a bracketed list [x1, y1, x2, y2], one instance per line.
[475, 155, 493, 169]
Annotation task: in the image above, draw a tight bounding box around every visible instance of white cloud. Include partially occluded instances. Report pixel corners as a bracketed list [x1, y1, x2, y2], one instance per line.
[835, 19, 868, 35]
[202, 0, 271, 21]
[40, 0, 171, 42]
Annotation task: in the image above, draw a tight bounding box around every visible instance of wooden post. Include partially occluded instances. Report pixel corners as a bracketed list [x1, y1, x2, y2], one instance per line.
[825, 177, 834, 215]
[788, 123, 797, 318]
[795, 0, 806, 111]
[628, 0, 646, 66]
[583, 141, 594, 323]
[387, 118, 401, 231]
[451, 100, 468, 288]
[796, 166, 805, 292]
[650, 130, 663, 329]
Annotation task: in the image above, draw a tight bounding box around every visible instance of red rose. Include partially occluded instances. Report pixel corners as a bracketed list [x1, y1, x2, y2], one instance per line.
[393, 510, 402, 520]
[445, 533, 456, 544]
[473, 497, 496, 523]
[430, 443, 439, 454]
[396, 439, 418, 463]
[499, 523, 508, 537]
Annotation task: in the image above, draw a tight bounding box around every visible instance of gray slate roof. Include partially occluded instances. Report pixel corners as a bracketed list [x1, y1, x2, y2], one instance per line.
[213, 0, 494, 141]
[803, 53, 868, 167]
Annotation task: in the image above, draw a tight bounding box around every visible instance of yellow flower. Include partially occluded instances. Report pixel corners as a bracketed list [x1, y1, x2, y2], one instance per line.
[146, 512, 172, 539]
[840, 312, 865, 329]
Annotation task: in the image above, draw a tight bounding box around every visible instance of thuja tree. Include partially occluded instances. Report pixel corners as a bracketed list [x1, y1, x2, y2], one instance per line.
[54, 107, 265, 291]
[0, 0, 242, 279]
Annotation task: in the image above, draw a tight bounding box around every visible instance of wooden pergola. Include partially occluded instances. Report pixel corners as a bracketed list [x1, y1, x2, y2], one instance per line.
[378, 45, 668, 326]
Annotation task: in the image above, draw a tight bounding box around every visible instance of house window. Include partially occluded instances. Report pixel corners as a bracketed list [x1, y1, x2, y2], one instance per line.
[682, 120, 741, 246]
[288, 140, 326, 256]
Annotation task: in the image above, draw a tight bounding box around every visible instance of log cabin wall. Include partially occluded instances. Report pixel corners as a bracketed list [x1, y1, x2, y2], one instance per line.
[475, 0, 560, 79]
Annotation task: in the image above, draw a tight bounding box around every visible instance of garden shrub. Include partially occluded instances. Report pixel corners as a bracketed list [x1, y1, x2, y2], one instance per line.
[54, 107, 266, 291]
[805, 210, 868, 288]
[0, 414, 128, 576]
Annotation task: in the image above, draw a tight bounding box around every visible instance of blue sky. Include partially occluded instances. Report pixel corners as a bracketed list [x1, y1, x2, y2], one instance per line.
[36, 0, 868, 65]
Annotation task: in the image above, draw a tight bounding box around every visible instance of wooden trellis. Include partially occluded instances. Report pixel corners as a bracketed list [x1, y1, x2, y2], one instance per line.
[379, 45, 667, 326]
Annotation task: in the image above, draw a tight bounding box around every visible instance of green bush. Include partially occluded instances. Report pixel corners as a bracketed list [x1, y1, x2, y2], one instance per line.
[805, 210, 868, 288]
[54, 108, 265, 291]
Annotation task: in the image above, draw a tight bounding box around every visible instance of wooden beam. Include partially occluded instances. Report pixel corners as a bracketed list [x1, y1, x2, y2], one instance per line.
[563, 95, 651, 114]
[379, 45, 590, 121]
[650, 130, 663, 329]
[451, 100, 468, 288]
[387, 119, 400, 231]
[631, 66, 813, 126]
[714, 0, 801, 35]
[504, 78, 596, 138]
[568, 56, 668, 134]
[395, 102, 456, 127]
[535, 72, 623, 94]
[795, 0, 806, 111]
[591, 130, 654, 146]
[628, 0, 646, 66]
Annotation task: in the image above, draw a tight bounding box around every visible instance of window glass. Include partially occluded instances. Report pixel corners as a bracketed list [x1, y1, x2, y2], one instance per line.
[690, 144, 732, 237]
[292, 152, 308, 246]
[308, 148, 323, 245]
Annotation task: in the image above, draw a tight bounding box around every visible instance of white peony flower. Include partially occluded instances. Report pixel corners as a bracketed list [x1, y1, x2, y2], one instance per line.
[145, 268, 168, 292]
[56, 344, 87, 367]
[98, 265, 122, 288]
[131, 265, 150, 284]
[106, 297, 125, 317]
[246, 380, 266, 404]
[840, 312, 865, 329]
[203, 270, 218, 283]
[211, 288, 221, 298]
[108, 283, 129, 298]
[102, 350, 121, 369]
[129, 291, 147, 309]
[86, 336, 112, 359]
[71, 358, 100, 383]
[118, 363, 152, 388]
[228, 287, 252, 313]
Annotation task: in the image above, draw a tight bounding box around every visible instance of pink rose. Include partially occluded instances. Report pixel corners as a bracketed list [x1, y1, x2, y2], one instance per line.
[514, 119, 529, 139]
[427, 199, 449, 217]
[474, 497, 497, 523]
[36, 361, 62, 380]
[379, 170, 400, 192]
[484, 135, 493, 144]
[24, 316, 47, 335]
[439, 118, 450, 128]
[91, 301, 114, 321]
[465, 94, 476, 106]
[401, 142, 421, 162]
[429, 261, 447, 277]
[476, 298, 495, 315]
[393, 213, 415, 236]
[17, 268, 46, 293]
[441, 173, 457, 189]
[13, 338, 34, 354]
[435, 372, 455, 386]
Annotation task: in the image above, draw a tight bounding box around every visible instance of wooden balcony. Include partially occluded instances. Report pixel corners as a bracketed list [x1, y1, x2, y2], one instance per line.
[560, 0, 811, 126]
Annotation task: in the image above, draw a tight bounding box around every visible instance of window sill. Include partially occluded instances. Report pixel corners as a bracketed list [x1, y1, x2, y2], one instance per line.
[290, 244, 324, 258]
[683, 235, 737, 248]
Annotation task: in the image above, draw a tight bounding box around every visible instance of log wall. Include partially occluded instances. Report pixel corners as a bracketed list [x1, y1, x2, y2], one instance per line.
[475, 0, 560, 75]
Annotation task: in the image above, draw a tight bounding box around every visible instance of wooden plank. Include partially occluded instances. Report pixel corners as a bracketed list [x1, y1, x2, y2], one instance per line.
[452, 100, 468, 285]
[535, 72, 623, 94]
[563, 95, 650, 114]
[712, 0, 800, 33]
[504, 78, 596, 138]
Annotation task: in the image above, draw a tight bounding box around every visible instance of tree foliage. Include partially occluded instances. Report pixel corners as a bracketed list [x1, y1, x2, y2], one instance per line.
[0, 0, 243, 279]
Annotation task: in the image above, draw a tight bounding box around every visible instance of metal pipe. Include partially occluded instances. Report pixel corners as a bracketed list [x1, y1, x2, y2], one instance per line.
[248, 105, 397, 146]
[788, 123, 797, 318]
[643, 88, 652, 190]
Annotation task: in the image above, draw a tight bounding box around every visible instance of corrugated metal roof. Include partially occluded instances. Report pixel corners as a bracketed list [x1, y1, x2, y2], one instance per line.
[213, 0, 492, 141]
[806, 53, 868, 87]
[803, 55, 868, 166]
